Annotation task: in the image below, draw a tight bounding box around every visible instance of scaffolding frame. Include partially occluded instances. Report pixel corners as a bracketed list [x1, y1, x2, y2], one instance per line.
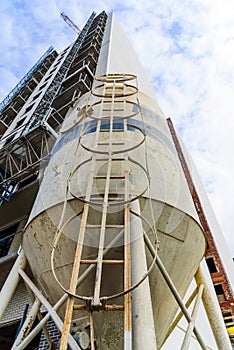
[0, 12, 97, 202]
[0, 75, 229, 349]
[0, 46, 55, 114]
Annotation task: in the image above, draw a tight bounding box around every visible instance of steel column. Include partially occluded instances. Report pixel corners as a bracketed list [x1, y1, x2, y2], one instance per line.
[144, 233, 207, 350]
[162, 288, 198, 345]
[195, 260, 232, 350]
[0, 249, 26, 321]
[130, 200, 157, 349]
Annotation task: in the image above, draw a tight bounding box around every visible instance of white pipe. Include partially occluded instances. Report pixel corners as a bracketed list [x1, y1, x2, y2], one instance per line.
[195, 259, 232, 350]
[18, 269, 80, 350]
[0, 249, 26, 321]
[12, 230, 124, 349]
[130, 201, 157, 349]
[12, 298, 41, 349]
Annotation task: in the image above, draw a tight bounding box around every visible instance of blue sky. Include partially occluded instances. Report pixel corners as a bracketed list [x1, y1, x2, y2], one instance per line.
[1, 0, 234, 261]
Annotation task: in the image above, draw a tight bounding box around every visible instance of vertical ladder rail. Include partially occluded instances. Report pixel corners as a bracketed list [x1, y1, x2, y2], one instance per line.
[92, 157, 112, 305]
[123, 88, 132, 349]
[93, 82, 115, 306]
[60, 119, 102, 349]
[124, 173, 132, 349]
[60, 203, 89, 349]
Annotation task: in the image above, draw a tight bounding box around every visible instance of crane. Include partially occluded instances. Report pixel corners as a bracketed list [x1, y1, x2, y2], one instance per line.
[60, 12, 81, 35]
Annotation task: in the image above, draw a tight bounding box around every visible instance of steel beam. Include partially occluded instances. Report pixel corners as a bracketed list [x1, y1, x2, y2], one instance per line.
[195, 260, 232, 350]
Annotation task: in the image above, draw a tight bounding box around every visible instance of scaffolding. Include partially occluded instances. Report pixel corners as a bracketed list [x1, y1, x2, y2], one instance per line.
[0, 12, 98, 203]
[0, 49, 57, 136]
[0, 46, 55, 114]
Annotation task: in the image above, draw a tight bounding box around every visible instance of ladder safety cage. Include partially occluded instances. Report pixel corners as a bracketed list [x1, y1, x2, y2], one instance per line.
[51, 73, 155, 350]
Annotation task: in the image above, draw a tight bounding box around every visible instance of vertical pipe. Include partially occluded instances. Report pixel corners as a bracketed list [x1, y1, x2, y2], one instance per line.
[14, 303, 29, 340]
[130, 201, 157, 349]
[12, 298, 41, 349]
[24, 282, 52, 346]
[60, 203, 90, 350]
[195, 260, 232, 350]
[0, 249, 26, 321]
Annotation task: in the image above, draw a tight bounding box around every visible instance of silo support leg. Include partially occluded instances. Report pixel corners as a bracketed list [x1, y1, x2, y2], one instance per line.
[195, 260, 232, 350]
[143, 233, 207, 350]
[130, 201, 157, 349]
[0, 249, 26, 321]
[16, 269, 80, 350]
[13, 230, 124, 349]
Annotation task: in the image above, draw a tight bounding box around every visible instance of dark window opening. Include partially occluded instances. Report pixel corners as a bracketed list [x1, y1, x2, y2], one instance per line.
[32, 91, 42, 101]
[206, 257, 218, 273]
[223, 311, 232, 317]
[84, 120, 135, 136]
[0, 223, 19, 258]
[15, 117, 26, 129]
[0, 318, 42, 349]
[17, 174, 38, 189]
[25, 104, 34, 114]
[4, 135, 15, 145]
[214, 284, 224, 295]
[100, 120, 124, 131]
[223, 310, 234, 327]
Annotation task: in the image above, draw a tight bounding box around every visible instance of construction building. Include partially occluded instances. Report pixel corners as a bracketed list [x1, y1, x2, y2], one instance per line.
[0, 10, 234, 350]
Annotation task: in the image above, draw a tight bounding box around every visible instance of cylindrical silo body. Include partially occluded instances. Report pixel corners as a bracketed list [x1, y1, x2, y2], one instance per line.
[23, 73, 205, 349]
